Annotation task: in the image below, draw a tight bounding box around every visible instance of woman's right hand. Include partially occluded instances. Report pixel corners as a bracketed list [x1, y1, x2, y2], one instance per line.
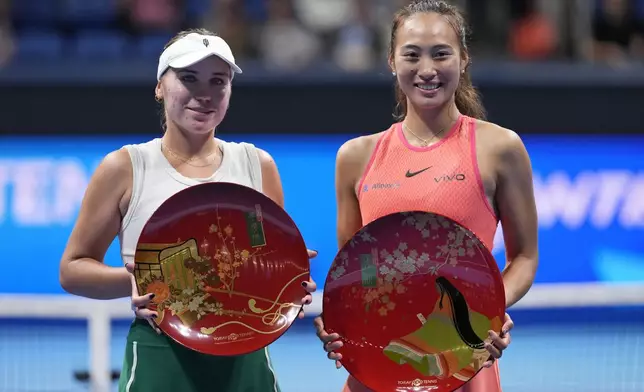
[125, 262, 161, 334]
[313, 314, 344, 369]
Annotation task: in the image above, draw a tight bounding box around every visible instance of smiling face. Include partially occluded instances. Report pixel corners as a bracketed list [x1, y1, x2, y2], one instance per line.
[156, 55, 232, 135]
[390, 11, 467, 113]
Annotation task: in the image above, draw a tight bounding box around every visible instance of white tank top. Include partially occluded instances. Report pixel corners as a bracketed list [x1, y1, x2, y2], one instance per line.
[118, 137, 262, 265]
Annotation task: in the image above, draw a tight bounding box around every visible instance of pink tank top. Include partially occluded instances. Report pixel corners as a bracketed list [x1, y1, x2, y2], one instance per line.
[358, 115, 497, 249]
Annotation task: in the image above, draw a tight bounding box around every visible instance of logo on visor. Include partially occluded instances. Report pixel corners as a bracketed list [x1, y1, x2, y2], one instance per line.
[203, 38, 209, 47]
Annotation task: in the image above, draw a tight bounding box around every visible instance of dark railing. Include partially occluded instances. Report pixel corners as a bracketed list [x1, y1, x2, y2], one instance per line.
[1, 61, 643, 136]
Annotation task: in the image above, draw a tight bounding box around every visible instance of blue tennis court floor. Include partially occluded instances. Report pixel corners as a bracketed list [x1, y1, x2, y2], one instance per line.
[1, 306, 643, 392]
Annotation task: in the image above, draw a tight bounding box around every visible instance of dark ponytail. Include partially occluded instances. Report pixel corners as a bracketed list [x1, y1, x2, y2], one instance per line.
[454, 69, 486, 120]
[393, 79, 407, 122]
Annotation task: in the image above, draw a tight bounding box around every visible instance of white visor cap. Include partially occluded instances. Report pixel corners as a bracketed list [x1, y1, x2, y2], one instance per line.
[156, 33, 243, 81]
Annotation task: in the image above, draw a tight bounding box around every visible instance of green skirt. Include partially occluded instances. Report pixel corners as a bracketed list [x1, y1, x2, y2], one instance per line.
[118, 319, 281, 392]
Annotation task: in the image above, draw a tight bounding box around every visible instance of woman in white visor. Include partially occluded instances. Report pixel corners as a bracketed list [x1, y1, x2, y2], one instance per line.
[59, 28, 317, 392]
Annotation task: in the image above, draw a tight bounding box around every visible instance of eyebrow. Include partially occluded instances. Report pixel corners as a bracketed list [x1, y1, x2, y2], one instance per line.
[177, 69, 230, 77]
[401, 43, 453, 50]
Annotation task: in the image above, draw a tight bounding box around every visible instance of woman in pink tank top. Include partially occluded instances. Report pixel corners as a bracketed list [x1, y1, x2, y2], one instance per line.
[313, 1, 539, 391]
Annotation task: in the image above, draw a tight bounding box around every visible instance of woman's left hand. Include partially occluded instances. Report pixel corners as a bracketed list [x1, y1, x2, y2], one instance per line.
[482, 312, 514, 368]
[298, 249, 318, 319]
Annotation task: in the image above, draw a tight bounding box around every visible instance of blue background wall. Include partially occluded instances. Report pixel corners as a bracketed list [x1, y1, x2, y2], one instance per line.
[2, 134, 644, 295]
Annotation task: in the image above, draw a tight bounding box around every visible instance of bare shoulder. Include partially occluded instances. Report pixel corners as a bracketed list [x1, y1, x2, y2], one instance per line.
[255, 147, 276, 168]
[336, 132, 384, 169]
[334, 131, 385, 195]
[255, 147, 280, 180]
[254, 147, 284, 206]
[99, 148, 132, 178]
[92, 147, 133, 214]
[473, 120, 529, 162]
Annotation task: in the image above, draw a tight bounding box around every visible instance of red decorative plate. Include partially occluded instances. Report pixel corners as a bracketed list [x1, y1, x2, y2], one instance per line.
[323, 211, 505, 391]
[133, 182, 310, 356]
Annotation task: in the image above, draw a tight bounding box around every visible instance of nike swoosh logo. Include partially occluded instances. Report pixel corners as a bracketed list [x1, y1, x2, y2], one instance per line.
[405, 166, 432, 178]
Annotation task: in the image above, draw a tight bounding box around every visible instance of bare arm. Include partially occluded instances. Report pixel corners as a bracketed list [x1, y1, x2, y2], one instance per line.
[495, 131, 539, 308]
[313, 136, 376, 367]
[59, 149, 132, 299]
[335, 138, 371, 248]
[258, 147, 317, 317]
[257, 148, 285, 208]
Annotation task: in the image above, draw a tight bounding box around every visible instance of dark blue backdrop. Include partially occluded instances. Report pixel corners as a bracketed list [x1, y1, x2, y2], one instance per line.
[1, 134, 643, 294]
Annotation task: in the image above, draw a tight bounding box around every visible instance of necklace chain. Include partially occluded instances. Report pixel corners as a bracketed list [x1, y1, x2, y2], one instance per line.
[161, 142, 220, 168]
[402, 122, 450, 147]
